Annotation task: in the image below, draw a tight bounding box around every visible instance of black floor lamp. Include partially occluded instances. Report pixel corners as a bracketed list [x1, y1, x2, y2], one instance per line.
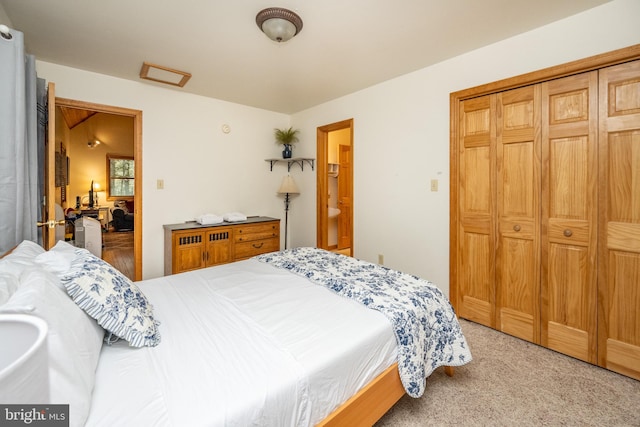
[277, 175, 299, 249]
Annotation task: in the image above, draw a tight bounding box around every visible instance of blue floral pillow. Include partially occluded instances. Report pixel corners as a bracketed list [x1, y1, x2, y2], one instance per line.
[61, 249, 160, 348]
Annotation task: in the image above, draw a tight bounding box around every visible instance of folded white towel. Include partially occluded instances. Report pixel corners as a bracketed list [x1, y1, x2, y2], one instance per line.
[196, 213, 223, 225]
[223, 212, 247, 222]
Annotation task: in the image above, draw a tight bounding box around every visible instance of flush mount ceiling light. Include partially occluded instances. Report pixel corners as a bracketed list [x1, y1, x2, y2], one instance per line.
[256, 7, 303, 43]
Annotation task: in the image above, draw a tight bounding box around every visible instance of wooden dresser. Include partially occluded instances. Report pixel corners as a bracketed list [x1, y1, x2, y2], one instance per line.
[163, 216, 280, 275]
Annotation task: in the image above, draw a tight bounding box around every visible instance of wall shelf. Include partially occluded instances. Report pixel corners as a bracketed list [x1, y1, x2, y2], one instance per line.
[265, 157, 315, 172]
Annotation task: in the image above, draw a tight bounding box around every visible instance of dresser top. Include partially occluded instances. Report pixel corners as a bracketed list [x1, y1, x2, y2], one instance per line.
[163, 216, 279, 232]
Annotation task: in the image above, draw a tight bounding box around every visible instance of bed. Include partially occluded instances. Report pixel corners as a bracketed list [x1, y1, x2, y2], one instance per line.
[0, 241, 471, 426]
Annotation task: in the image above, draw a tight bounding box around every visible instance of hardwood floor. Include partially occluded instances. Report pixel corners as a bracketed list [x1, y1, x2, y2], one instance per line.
[102, 230, 134, 281]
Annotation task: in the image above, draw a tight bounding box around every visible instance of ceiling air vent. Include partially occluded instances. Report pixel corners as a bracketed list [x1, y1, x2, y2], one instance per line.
[139, 62, 191, 87]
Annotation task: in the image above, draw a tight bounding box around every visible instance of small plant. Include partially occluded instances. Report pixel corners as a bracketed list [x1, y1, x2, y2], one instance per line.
[274, 127, 300, 146]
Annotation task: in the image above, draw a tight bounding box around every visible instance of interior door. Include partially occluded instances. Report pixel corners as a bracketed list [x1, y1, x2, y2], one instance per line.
[337, 144, 352, 251]
[41, 82, 57, 249]
[455, 94, 496, 328]
[541, 71, 598, 363]
[495, 85, 542, 344]
[598, 59, 640, 380]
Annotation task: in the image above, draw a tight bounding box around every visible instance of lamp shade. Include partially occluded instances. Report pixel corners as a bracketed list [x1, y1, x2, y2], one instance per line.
[256, 8, 303, 43]
[278, 175, 299, 194]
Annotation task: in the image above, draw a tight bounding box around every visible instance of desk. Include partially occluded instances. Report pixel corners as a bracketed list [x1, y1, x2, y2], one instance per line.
[79, 207, 110, 231]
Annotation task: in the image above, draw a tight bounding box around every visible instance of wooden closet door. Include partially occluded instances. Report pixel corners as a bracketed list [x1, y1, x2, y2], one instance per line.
[496, 86, 542, 343]
[598, 59, 640, 380]
[455, 95, 496, 328]
[541, 72, 598, 363]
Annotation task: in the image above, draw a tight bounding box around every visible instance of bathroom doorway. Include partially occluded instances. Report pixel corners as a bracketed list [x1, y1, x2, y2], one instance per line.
[316, 119, 353, 256]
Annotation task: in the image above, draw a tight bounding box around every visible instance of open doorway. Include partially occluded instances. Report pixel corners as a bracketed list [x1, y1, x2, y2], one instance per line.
[53, 97, 142, 281]
[316, 119, 353, 256]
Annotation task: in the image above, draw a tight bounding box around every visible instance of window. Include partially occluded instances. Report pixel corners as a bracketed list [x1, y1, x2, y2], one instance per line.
[107, 155, 134, 199]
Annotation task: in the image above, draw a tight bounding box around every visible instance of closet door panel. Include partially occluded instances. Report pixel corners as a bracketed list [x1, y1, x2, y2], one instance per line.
[460, 230, 493, 323]
[599, 59, 640, 380]
[457, 95, 496, 327]
[541, 72, 598, 363]
[496, 86, 541, 343]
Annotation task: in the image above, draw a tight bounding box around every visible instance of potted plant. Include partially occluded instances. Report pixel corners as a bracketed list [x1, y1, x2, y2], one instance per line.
[274, 127, 300, 159]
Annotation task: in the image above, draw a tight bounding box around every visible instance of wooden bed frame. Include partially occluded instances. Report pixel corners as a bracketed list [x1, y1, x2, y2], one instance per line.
[318, 363, 455, 426]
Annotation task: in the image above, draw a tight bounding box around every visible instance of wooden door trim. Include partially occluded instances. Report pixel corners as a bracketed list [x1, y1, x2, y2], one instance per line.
[450, 44, 640, 308]
[316, 119, 354, 254]
[452, 44, 640, 102]
[55, 97, 143, 281]
[45, 83, 57, 249]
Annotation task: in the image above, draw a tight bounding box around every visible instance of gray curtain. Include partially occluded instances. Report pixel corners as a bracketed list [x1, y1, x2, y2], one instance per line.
[0, 27, 40, 254]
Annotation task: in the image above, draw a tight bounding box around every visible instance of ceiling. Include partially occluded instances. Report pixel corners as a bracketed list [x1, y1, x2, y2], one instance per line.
[58, 106, 96, 129]
[1, 0, 611, 114]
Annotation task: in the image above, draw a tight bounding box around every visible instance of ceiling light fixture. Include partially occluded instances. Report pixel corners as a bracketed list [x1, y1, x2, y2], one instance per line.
[256, 7, 303, 43]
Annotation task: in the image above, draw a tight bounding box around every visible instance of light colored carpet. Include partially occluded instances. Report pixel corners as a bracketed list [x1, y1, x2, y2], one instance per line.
[376, 319, 640, 427]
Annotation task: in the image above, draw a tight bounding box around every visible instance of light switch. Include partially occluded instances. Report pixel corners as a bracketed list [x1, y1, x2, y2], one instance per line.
[430, 179, 438, 192]
[157, 179, 164, 189]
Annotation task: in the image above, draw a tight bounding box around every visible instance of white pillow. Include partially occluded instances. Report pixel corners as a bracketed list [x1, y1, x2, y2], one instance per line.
[0, 267, 104, 427]
[61, 249, 161, 348]
[3, 239, 45, 258]
[35, 240, 78, 277]
[0, 240, 46, 277]
[0, 273, 19, 305]
[0, 240, 46, 304]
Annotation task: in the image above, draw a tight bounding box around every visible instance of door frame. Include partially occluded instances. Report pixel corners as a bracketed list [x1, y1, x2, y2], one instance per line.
[54, 97, 143, 281]
[316, 118, 353, 255]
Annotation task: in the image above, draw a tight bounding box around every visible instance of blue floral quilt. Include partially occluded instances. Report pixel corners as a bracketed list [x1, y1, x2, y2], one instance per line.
[255, 247, 472, 398]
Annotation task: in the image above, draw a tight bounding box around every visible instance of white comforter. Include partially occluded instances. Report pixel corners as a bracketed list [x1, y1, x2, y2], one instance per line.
[85, 259, 397, 426]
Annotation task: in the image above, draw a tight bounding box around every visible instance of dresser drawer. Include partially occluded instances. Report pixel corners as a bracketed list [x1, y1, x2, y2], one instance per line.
[234, 237, 279, 259]
[234, 222, 279, 243]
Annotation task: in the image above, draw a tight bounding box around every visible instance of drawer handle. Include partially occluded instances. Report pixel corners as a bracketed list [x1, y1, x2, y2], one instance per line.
[563, 229, 573, 237]
[513, 225, 521, 232]
[252, 242, 264, 249]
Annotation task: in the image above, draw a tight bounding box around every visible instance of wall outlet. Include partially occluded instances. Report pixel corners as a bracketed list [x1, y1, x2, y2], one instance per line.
[378, 254, 384, 265]
[430, 179, 438, 192]
[157, 179, 164, 189]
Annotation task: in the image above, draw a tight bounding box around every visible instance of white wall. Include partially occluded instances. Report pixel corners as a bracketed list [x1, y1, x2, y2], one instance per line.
[36, 61, 291, 279]
[34, 0, 639, 290]
[290, 0, 640, 297]
[0, 4, 12, 27]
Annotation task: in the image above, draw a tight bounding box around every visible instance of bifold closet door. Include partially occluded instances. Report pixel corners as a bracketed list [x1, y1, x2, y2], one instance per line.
[456, 95, 496, 328]
[540, 71, 598, 363]
[495, 86, 542, 344]
[598, 59, 640, 380]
